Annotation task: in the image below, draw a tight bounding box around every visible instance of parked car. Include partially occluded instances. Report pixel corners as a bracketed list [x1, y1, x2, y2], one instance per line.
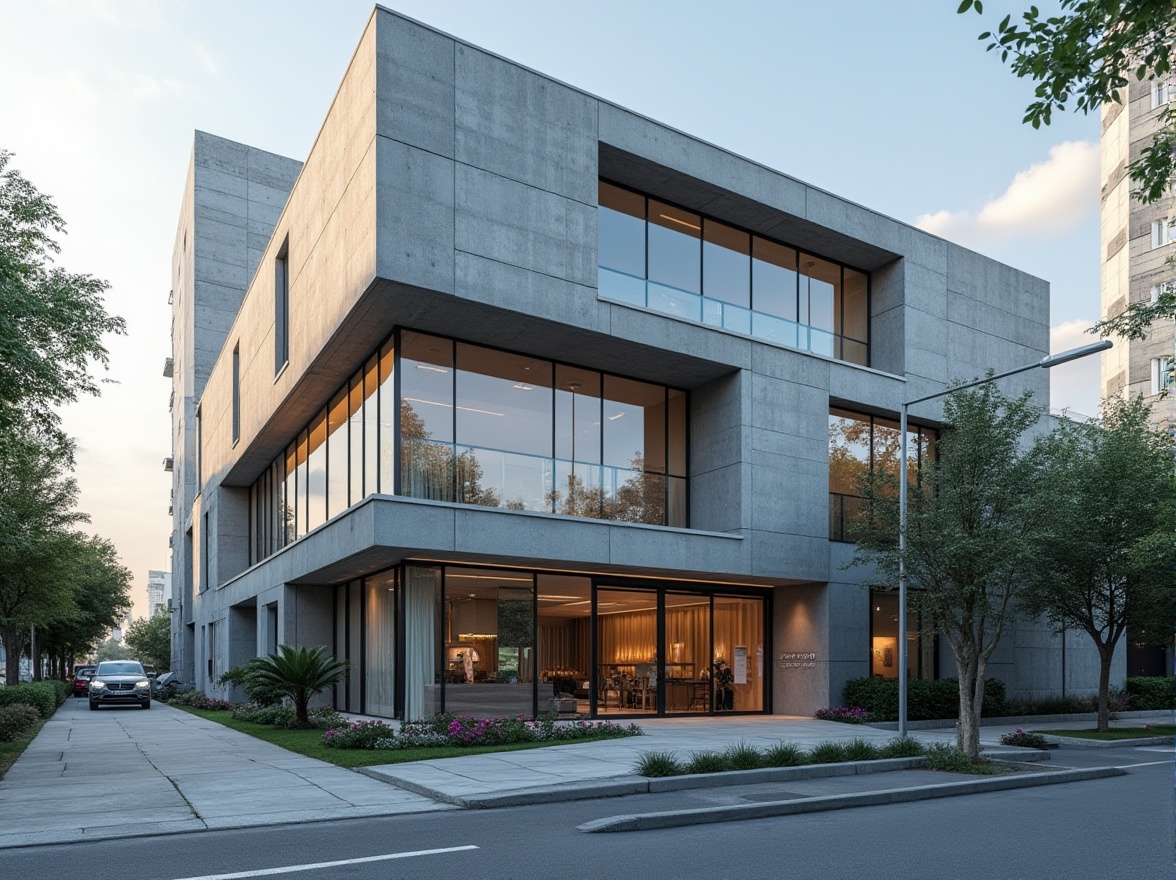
[142, 664, 158, 679]
[88, 660, 151, 710]
[151, 671, 188, 699]
[72, 665, 97, 698]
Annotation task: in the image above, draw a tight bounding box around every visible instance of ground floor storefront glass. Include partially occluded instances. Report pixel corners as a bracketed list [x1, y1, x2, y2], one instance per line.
[335, 563, 770, 720]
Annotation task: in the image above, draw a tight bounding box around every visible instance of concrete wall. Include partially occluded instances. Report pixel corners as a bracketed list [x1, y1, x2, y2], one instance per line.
[176, 7, 1064, 707]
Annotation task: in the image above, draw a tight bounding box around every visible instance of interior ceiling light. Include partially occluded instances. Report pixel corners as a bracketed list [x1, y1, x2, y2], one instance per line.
[447, 573, 533, 582]
[659, 213, 700, 231]
[512, 384, 534, 391]
[415, 364, 449, 373]
[402, 398, 504, 417]
[607, 412, 625, 420]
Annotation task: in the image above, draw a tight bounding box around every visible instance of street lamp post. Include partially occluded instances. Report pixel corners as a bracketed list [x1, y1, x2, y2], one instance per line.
[896, 339, 1111, 737]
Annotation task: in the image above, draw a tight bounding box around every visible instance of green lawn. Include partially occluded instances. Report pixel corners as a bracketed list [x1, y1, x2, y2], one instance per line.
[173, 705, 639, 768]
[1032, 725, 1174, 741]
[0, 715, 49, 781]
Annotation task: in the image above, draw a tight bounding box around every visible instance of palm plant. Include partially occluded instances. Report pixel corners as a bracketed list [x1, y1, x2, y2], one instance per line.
[243, 645, 349, 727]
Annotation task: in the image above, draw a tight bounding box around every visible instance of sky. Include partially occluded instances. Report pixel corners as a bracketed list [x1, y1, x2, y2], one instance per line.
[0, 0, 1103, 621]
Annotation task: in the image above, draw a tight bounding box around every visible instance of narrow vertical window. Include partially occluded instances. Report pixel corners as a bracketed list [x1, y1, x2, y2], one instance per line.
[275, 239, 289, 373]
[200, 511, 209, 592]
[231, 344, 240, 445]
[195, 406, 202, 490]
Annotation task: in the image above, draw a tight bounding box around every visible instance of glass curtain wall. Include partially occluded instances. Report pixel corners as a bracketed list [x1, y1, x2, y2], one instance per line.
[248, 330, 688, 565]
[364, 570, 397, 717]
[828, 407, 936, 542]
[403, 564, 441, 721]
[599, 180, 870, 365]
[595, 589, 659, 714]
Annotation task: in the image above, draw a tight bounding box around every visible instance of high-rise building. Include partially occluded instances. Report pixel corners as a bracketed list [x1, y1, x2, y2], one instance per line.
[146, 570, 170, 618]
[167, 7, 1115, 718]
[1100, 75, 1176, 415]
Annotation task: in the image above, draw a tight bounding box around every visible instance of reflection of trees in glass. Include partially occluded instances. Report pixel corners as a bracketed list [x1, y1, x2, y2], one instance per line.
[548, 453, 666, 525]
[401, 401, 523, 509]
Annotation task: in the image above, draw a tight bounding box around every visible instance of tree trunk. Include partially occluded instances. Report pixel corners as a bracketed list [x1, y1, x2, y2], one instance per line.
[1, 626, 25, 686]
[956, 654, 983, 760]
[1096, 644, 1114, 733]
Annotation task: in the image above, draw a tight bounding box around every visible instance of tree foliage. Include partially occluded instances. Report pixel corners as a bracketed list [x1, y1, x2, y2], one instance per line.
[1025, 395, 1176, 730]
[958, 2, 1176, 340]
[124, 610, 171, 671]
[851, 383, 1043, 759]
[0, 150, 125, 435]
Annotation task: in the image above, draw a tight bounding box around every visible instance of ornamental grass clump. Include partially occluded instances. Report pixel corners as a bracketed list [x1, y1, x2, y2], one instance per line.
[685, 750, 730, 774]
[762, 742, 805, 767]
[878, 736, 926, 759]
[723, 741, 766, 771]
[635, 750, 685, 777]
[923, 742, 1004, 775]
[807, 741, 850, 764]
[842, 738, 882, 761]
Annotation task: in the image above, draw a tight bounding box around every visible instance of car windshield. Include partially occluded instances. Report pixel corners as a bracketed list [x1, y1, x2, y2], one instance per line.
[96, 662, 144, 676]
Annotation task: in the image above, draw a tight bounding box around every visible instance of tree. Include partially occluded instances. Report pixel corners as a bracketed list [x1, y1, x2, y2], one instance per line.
[0, 150, 125, 436]
[852, 384, 1043, 760]
[94, 637, 132, 662]
[241, 645, 349, 727]
[124, 610, 171, 671]
[957, 1, 1176, 339]
[1026, 395, 1176, 730]
[0, 426, 86, 684]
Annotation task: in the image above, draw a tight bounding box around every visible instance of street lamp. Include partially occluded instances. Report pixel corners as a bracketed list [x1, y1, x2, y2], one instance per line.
[896, 339, 1111, 736]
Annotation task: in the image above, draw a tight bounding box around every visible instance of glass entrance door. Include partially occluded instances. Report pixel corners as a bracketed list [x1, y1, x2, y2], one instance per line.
[594, 588, 658, 714]
[664, 593, 710, 713]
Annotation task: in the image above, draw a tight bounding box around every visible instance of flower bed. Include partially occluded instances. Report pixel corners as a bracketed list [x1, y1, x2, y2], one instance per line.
[999, 728, 1048, 748]
[323, 712, 642, 750]
[814, 706, 870, 724]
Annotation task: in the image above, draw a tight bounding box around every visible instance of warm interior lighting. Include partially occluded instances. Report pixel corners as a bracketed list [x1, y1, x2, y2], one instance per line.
[448, 573, 532, 582]
[659, 213, 700, 231]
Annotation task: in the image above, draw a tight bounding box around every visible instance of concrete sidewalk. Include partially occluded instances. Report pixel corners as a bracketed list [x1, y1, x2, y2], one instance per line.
[0, 698, 450, 849]
[0, 701, 1165, 849]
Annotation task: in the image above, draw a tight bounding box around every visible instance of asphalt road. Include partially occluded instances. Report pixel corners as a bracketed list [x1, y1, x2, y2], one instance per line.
[0, 746, 1169, 880]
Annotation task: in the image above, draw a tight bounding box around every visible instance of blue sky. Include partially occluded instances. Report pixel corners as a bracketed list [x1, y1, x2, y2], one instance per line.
[0, 1, 1102, 617]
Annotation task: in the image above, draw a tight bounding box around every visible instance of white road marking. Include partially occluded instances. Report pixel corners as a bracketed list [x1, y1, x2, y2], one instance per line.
[168, 846, 479, 880]
[1114, 760, 1173, 768]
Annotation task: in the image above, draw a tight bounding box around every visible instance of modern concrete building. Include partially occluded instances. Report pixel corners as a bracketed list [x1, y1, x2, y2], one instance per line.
[167, 6, 1114, 719]
[146, 570, 171, 619]
[1100, 72, 1175, 677]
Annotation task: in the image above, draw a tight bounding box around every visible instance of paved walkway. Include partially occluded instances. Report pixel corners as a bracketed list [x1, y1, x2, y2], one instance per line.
[0, 699, 1167, 849]
[0, 698, 449, 848]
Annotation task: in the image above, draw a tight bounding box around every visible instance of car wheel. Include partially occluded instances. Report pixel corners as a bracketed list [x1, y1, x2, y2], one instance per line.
[89, 700, 98, 711]
[141, 700, 151, 709]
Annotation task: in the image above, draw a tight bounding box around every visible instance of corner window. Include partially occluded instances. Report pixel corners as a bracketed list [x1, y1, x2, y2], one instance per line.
[598, 180, 869, 366]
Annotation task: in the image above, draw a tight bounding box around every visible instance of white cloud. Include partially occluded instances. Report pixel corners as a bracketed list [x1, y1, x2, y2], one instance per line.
[1049, 318, 1103, 419]
[916, 141, 1099, 245]
[131, 75, 182, 100]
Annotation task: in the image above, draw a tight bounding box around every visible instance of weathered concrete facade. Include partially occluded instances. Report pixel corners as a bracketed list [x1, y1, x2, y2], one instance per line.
[168, 6, 1106, 715]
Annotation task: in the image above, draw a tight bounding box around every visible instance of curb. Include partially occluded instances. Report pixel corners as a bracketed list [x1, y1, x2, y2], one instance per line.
[576, 765, 1127, 833]
[869, 710, 1168, 731]
[360, 757, 931, 809]
[1039, 734, 1174, 749]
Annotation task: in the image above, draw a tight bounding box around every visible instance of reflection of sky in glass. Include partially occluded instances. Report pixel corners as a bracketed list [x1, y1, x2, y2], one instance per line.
[456, 370, 552, 458]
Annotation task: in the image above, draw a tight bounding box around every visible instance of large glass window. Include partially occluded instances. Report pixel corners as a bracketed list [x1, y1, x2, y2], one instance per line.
[829, 407, 935, 542]
[248, 330, 690, 565]
[598, 181, 869, 365]
[871, 589, 936, 681]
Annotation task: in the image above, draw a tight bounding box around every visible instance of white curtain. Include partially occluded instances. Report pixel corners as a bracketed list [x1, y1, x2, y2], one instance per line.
[403, 565, 439, 721]
[365, 572, 397, 717]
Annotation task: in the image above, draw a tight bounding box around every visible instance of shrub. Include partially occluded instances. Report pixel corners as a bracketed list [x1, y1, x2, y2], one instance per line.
[232, 704, 296, 726]
[635, 750, 684, 777]
[1000, 729, 1048, 748]
[49, 679, 70, 705]
[354, 712, 641, 751]
[807, 741, 850, 764]
[686, 750, 732, 774]
[0, 703, 40, 741]
[723, 741, 766, 771]
[923, 742, 1003, 774]
[0, 682, 57, 718]
[239, 645, 349, 727]
[843, 738, 881, 761]
[762, 742, 805, 767]
[814, 706, 870, 724]
[1126, 676, 1175, 711]
[842, 677, 1006, 722]
[879, 736, 925, 758]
